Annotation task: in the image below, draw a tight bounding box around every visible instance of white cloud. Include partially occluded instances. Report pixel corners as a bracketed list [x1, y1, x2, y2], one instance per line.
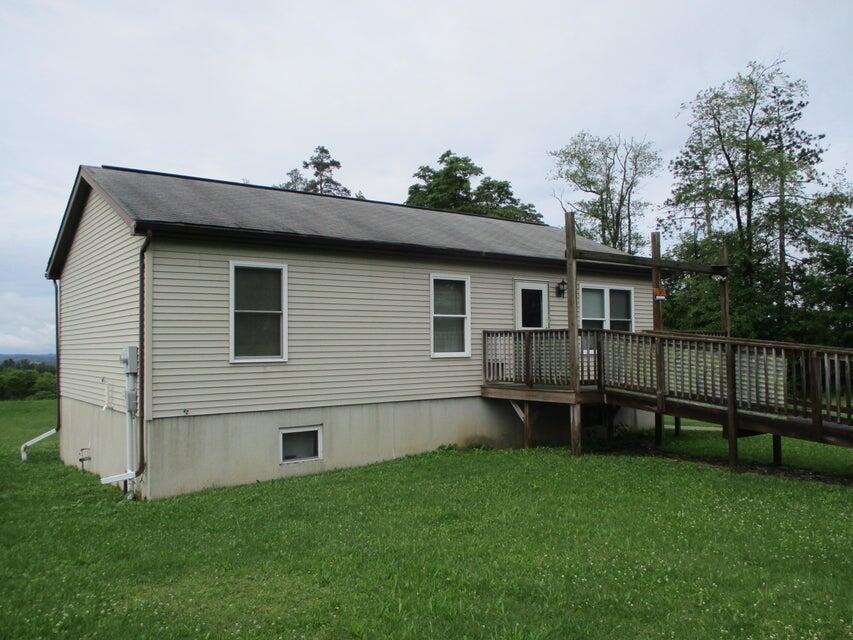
[0, 292, 54, 354]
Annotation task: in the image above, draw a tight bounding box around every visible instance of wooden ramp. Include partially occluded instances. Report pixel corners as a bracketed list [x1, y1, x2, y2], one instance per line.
[481, 329, 853, 465]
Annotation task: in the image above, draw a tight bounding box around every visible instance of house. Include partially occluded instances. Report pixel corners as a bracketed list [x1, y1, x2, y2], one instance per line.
[46, 165, 654, 498]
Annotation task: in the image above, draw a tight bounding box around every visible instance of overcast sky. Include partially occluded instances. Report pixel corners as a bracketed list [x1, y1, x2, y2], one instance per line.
[1, 1, 850, 353]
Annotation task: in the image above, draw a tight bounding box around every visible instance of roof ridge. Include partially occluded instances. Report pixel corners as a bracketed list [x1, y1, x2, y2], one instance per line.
[95, 165, 554, 229]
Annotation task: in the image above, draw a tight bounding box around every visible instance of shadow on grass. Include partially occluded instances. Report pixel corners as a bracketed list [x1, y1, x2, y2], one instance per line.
[594, 428, 853, 486]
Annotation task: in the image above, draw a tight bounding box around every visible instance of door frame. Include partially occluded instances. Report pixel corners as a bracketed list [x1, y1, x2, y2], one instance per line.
[514, 280, 550, 330]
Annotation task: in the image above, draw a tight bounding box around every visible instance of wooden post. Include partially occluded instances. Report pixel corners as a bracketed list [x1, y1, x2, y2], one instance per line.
[651, 233, 665, 444]
[651, 232, 663, 332]
[523, 401, 532, 449]
[595, 331, 605, 392]
[565, 212, 581, 456]
[524, 331, 532, 387]
[772, 434, 782, 466]
[809, 351, 822, 437]
[654, 336, 665, 447]
[725, 342, 738, 468]
[719, 246, 731, 338]
[565, 212, 579, 392]
[570, 404, 582, 455]
[482, 329, 488, 383]
[674, 416, 682, 437]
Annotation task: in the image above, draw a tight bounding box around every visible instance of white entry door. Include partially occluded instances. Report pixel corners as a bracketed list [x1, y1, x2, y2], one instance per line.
[514, 282, 549, 329]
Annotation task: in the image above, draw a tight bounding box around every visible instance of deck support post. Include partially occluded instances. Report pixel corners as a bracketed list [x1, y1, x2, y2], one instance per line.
[570, 403, 582, 455]
[523, 401, 532, 449]
[772, 434, 782, 466]
[725, 342, 739, 468]
[565, 211, 581, 455]
[674, 416, 681, 437]
[654, 412, 663, 446]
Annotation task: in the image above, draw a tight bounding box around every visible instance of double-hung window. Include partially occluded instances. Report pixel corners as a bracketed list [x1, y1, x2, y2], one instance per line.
[230, 261, 287, 362]
[580, 286, 633, 332]
[430, 274, 470, 357]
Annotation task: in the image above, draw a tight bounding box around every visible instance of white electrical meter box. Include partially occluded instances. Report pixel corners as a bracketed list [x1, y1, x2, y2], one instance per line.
[120, 346, 138, 375]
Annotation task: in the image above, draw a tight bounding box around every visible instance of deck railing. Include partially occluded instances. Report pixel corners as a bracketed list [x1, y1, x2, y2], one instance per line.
[482, 328, 853, 428]
[482, 329, 572, 387]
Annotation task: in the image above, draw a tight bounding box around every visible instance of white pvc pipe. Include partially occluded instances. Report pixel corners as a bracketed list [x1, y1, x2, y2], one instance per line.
[104, 346, 139, 496]
[20, 428, 57, 461]
[125, 387, 134, 492]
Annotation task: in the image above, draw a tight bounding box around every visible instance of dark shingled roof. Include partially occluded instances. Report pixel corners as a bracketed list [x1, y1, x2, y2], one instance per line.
[47, 165, 629, 278]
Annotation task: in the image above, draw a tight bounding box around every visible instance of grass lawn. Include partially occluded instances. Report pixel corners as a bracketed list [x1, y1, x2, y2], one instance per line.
[653, 417, 853, 478]
[1, 400, 852, 639]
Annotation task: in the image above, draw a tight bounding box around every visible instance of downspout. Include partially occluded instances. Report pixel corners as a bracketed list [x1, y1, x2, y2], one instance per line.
[54, 279, 61, 431]
[99, 231, 151, 495]
[135, 232, 152, 478]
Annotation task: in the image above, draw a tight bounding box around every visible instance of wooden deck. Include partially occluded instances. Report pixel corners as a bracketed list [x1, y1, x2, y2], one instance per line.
[481, 329, 853, 461]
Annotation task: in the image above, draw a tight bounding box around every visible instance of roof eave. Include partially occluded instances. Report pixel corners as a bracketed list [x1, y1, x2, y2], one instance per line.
[45, 167, 138, 280]
[133, 220, 655, 274]
[133, 220, 576, 269]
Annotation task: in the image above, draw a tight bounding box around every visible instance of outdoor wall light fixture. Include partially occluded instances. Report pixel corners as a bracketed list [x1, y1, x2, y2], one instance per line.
[556, 279, 567, 298]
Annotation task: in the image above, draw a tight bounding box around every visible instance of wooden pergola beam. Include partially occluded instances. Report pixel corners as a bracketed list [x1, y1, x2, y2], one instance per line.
[573, 249, 727, 275]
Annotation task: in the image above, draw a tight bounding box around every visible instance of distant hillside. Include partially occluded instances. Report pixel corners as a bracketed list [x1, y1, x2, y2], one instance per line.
[0, 354, 57, 366]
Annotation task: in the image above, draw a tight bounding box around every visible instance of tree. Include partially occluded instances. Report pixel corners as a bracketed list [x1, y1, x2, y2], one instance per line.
[661, 60, 852, 346]
[667, 128, 722, 240]
[550, 132, 661, 254]
[29, 371, 56, 400]
[277, 169, 308, 192]
[785, 177, 853, 345]
[0, 370, 38, 400]
[275, 146, 358, 197]
[406, 151, 542, 223]
[664, 61, 825, 282]
[0, 359, 57, 400]
[761, 77, 824, 302]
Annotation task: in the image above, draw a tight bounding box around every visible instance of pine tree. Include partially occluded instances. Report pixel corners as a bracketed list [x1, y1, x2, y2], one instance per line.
[275, 146, 357, 197]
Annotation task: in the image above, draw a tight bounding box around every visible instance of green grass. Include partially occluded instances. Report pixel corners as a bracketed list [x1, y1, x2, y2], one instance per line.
[657, 417, 853, 477]
[1, 399, 852, 639]
[663, 431, 853, 476]
[664, 415, 717, 428]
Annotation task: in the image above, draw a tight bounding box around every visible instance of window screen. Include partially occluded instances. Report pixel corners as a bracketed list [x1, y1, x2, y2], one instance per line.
[281, 428, 320, 462]
[432, 276, 469, 356]
[232, 264, 285, 360]
[581, 288, 605, 329]
[609, 289, 632, 332]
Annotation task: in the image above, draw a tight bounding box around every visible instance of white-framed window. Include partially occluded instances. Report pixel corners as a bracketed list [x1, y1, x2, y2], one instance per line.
[580, 285, 634, 332]
[279, 425, 322, 464]
[230, 260, 288, 363]
[430, 273, 471, 358]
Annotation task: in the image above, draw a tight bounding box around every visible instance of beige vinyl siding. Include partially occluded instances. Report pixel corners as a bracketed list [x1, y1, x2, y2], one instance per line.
[150, 238, 652, 418]
[59, 191, 142, 412]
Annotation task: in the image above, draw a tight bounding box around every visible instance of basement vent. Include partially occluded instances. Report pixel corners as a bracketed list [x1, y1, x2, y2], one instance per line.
[280, 426, 322, 464]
